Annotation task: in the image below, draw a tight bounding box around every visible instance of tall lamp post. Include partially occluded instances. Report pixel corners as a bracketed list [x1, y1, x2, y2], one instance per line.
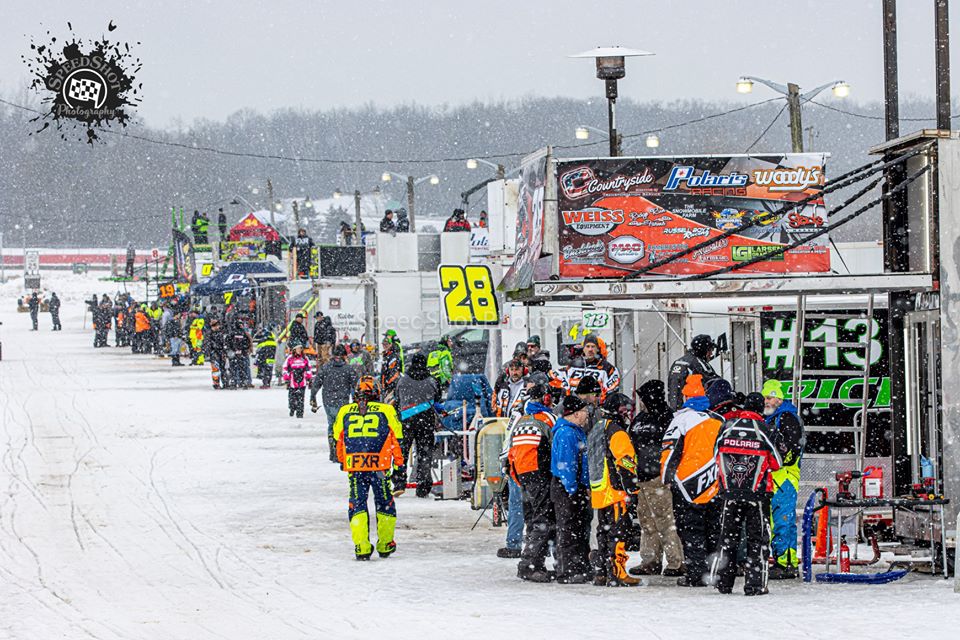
[570, 46, 654, 157]
[466, 158, 506, 179]
[381, 172, 440, 230]
[574, 124, 660, 150]
[735, 76, 850, 152]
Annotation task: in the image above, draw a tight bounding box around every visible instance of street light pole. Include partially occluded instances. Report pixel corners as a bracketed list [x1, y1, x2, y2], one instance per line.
[406, 175, 416, 231]
[935, 0, 951, 131]
[354, 190, 362, 240]
[786, 82, 804, 153]
[267, 178, 276, 227]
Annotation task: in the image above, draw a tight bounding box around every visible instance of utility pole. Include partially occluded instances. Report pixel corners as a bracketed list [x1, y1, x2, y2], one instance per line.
[406, 175, 416, 231]
[786, 83, 804, 153]
[267, 178, 276, 227]
[354, 190, 362, 243]
[0, 231, 5, 283]
[292, 200, 301, 234]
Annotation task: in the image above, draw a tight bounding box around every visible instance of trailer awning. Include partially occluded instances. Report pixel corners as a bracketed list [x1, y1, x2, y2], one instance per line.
[191, 261, 286, 296]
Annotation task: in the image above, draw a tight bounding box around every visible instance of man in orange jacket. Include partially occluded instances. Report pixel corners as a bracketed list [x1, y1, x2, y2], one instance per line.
[660, 373, 723, 586]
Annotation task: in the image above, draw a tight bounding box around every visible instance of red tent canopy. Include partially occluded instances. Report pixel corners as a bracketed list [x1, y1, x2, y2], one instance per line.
[228, 213, 281, 242]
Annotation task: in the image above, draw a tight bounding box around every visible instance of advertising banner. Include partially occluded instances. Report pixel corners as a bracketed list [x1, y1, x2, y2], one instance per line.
[172, 228, 197, 283]
[500, 148, 548, 291]
[556, 153, 829, 278]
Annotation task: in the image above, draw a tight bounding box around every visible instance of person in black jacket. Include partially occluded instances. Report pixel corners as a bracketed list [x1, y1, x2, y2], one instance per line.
[47, 292, 61, 330]
[288, 312, 309, 348]
[393, 353, 441, 497]
[292, 229, 314, 279]
[227, 320, 253, 388]
[379, 210, 396, 233]
[27, 292, 39, 331]
[310, 344, 359, 462]
[709, 393, 782, 596]
[627, 379, 684, 576]
[164, 312, 186, 366]
[313, 312, 336, 365]
[204, 318, 228, 389]
[666, 334, 720, 410]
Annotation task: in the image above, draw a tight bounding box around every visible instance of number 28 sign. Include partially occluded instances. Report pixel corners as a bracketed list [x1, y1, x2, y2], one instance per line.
[438, 264, 501, 325]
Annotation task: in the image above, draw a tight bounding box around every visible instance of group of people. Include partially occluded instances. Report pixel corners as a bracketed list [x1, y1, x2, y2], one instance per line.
[490, 333, 803, 596]
[374, 208, 488, 235]
[24, 291, 60, 331]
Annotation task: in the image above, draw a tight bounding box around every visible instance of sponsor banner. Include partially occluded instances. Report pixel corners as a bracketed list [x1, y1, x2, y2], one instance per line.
[172, 228, 197, 283]
[501, 148, 548, 291]
[557, 154, 829, 278]
[761, 309, 889, 428]
[470, 227, 490, 259]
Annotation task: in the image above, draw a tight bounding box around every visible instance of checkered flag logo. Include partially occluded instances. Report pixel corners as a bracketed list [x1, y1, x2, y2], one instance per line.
[68, 77, 102, 104]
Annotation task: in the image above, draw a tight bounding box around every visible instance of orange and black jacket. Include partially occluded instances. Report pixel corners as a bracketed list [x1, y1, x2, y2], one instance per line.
[506, 402, 556, 482]
[380, 349, 402, 395]
[588, 415, 639, 509]
[660, 402, 723, 504]
[333, 401, 404, 473]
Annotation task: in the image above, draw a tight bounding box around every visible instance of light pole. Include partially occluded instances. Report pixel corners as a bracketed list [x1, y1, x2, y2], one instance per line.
[735, 76, 850, 152]
[466, 158, 506, 179]
[381, 172, 439, 230]
[574, 124, 660, 151]
[337, 187, 381, 244]
[570, 46, 654, 157]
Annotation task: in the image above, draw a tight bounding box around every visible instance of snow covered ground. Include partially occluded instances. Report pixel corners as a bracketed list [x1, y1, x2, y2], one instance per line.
[0, 272, 958, 640]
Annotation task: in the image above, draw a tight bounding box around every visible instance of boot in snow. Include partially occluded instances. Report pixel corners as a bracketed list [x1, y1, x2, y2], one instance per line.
[378, 541, 396, 558]
[607, 542, 640, 587]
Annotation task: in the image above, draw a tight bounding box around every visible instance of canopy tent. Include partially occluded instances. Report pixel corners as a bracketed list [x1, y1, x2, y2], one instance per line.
[228, 212, 282, 242]
[191, 261, 286, 296]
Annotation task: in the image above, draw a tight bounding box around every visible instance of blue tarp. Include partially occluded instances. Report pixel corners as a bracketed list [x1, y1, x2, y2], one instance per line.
[191, 261, 285, 296]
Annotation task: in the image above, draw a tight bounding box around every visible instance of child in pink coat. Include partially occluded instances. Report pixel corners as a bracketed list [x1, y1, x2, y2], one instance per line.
[282, 343, 313, 418]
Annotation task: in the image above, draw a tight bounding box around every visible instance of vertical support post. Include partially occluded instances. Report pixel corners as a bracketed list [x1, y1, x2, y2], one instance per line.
[406, 175, 416, 231]
[354, 190, 362, 243]
[605, 79, 620, 156]
[787, 83, 804, 153]
[267, 178, 276, 228]
[935, 0, 951, 131]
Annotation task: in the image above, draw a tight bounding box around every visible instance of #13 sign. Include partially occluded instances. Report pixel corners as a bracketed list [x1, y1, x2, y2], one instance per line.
[582, 309, 611, 330]
[438, 264, 501, 325]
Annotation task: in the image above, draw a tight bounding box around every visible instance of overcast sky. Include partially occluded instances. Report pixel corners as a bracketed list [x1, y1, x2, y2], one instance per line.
[1, 0, 956, 128]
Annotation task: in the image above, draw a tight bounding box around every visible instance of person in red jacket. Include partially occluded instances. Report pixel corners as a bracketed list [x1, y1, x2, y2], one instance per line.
[708, 392, 782, 596]
[443, 209, 472, 232]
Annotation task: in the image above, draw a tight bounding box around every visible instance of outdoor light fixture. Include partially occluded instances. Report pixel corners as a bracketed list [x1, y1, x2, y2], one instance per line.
[832, 81, 851, 98]
[575, 127, 590, 140]
[275, 202, 283, 211]
[466, 158, 479, 169]
[251, 187, 260, 195]
[570, 46, 654, 156]
[736, 77, 754, 94]
[429, 175, 440, 185]
[381, 172, 392, 182]
[333, 189, 342, 199]
[646, 134, 660, 148]
[304, 199, 313, 208]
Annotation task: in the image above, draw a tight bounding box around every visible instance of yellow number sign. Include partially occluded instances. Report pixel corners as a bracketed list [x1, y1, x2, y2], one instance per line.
[439, 264, 500, 325]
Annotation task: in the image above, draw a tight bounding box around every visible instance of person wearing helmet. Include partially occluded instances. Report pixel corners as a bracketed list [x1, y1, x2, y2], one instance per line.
[379, 330, 404, 402]
[311, 343, 359, 461]
[667, 334, 720, 410]
[332, 376, 405, 560]
[282, 343, 313, 418]
[587, 393, 640, 586]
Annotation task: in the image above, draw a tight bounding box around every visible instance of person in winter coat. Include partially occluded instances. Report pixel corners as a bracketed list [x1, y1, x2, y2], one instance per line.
[332, 376, 404, 560]
[254, 327, 277, 388]
[27, 292, 39, 331]
[627, 379, 684, 577]
[554, 335, 620, 401]
[133, 306, 151, 353]
[525, 336, 552, 373]
[442, 209, 471, 232]
[288, 312, 309, 349]
[48, 292, 61, 330]
[708, 392, 782, 596]
[164, 312, 186, 366]
[379, 210, 396, 233]
[227, 321, 253, 389]
[282, 344, 313, 418]
[311, 344, 359, 461]
[507, 376, 557, 582]
[395, 208, 410, 232]
[217, 208, 228, 240]
[313, 313, 336, 365]
[393, 353, 441, 497]
[348, 340, 375, 376]
[667, 334, 720, 410]
[292, 229, 315, 279]
[492, 358, 526, 417]
[762, 379, 805, 579]
[588, 393, 641, 586]
[204, 318, 228, 389]
[660, 374, 723, 587]
[551, 395, 593, 584]
[379, 330, 404, 401]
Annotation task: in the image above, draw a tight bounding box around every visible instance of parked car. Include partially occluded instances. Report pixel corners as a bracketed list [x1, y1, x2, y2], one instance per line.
[405, 328, 489, 375]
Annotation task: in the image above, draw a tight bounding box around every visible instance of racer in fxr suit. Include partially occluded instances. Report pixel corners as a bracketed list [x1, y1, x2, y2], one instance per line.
[666, 334, 719, 411]
[554, 334, 620, 402]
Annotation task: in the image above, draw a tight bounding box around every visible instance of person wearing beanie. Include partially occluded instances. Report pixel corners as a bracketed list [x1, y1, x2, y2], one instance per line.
[492, 358, 526, 418]
[628, 379, 684, 577]
[660, 373, 723, 586]
[311, 342, 359, 461]
[705, 378, 742, 418]
[587, 393, 641, 586]
[550, 395, 592, 583]
[525, 335, 552, 372]
[393, 353, 442, 498]
[554, 334, 621, 403]
[708, 390, 782, 596]
[762, 379, 805, 580]
[667, 334, 720, 411]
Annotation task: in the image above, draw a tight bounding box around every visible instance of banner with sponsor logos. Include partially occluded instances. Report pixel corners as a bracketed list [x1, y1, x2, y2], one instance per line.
[500, 148, 548, 291]
[172, 228, 197, 283]
[557, 154, 829, 278]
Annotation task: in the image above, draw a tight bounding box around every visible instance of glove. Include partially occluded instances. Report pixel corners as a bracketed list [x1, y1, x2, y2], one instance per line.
[392, 488, 406, 497]
[310, 400, 319, 413]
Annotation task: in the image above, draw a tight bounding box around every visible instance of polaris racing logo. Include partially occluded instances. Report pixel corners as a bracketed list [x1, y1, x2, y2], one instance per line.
[664, 166, 749, 191]
[561, 208, 624, 236]
[607, 235, 645, 264]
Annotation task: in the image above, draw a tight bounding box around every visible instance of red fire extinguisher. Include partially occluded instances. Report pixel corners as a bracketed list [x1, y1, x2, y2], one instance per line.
[839, 535, 851, 573]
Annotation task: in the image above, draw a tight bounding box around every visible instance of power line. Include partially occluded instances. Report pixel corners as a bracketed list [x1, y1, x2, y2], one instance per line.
[744, 102, 787, 152]
[0, 96, 782, 166]
[808, 99, 960, 122]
